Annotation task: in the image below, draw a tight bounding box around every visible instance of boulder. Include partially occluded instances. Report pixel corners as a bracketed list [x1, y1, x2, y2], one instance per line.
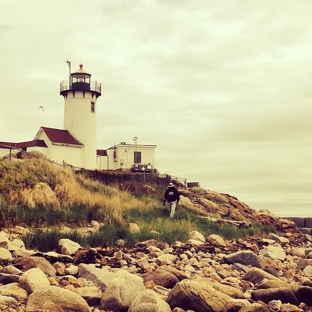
[128, 289, 171, 312]
[0, 247, 13, 261]
[303, 265, 312, 278]
[238, 302, 270, 312]
[0, 282, 28, 302]
[294, 286, 312, 306]
[143, 266, 188, 288]
[242, 267, 280, 284]
[100, 270, 146, 311]
[156, 254, 177, 265]
[222, 250, 263, 268]
[14, 256, 56, 277]
[26, 286, 91, 312]
[252, 287, 299, 305]
[7, 238, 25, 251]
[0, 231, 9, 248]
[211, 282, 245, 298]
[269, 233, 289, 244]
[257, 279, 297, 290]
[167, 278, 232, 312]
[75, 286, 102, 306]
[207, 234, 226, 247]
[78, 263, 115, 292]
[189, 230, 206, 243]
[59, 238, 82, 255]
[19, 268, 50, 294]
[0, 272, 20, 284]
[259, 245, 286, 261]
[0, 294, 19, 309]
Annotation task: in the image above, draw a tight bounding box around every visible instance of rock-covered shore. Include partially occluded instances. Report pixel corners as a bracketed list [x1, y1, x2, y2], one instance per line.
[0, 223, 312, 312]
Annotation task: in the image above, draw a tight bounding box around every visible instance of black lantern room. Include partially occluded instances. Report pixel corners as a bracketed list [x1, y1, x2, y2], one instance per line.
[60, 63, 101, 98]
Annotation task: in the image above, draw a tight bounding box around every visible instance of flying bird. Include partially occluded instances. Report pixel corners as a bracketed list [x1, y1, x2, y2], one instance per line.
[38, 106, 44, 112]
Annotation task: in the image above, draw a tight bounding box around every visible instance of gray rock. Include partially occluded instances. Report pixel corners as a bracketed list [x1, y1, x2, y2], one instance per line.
[294, 286, 312, 306]
[238, 302, 270, 312]
[167, 278, 232, 312]
[211, 282, 245, 298]
[242, 267, 280, 284]
[7, 238, 25, 251]
[0, 247, 13, 261]
[0, 231, 9, 248]
[303, 264, 312, 278]
[0, 264, 23, 275]
[75, 286, 102, 306]
[0, 294, 19, 309]
[14, 256, 56, 277]
[222, 250, 263, 268]
[19, 268, 50, 294]
[128, 289, 171, 312]
[0, 272, 20, 284]
[100, 269, 145, 312]
[0, 282, 28, 302]
[143, 266, 188, 288]
[78, 263, 115, 291]
[252, 287, 299, 305]
[26, 286, 91, 312]
[59, 238, 82, 255]
[189, 230, 206, 243]
[207, 234, 226, 247]
[156, 253, 177, 265]
[259, 245, 286, 261]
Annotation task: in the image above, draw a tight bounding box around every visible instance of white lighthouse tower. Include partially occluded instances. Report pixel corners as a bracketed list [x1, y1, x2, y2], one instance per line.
[60, 63, 101, 169]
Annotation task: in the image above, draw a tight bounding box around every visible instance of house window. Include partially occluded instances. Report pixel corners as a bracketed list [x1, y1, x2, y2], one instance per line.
[91, 102, 95, 113]
[134, 151, 141, 163]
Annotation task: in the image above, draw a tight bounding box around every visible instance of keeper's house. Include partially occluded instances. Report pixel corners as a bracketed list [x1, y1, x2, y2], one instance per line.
[0, 64, 156, 172]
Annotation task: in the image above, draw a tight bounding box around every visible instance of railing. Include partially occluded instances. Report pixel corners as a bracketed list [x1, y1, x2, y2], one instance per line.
[60, 80, 101, 93]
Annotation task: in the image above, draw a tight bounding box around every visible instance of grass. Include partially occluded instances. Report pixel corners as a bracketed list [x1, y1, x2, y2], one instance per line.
[1, 157, 277, 252]
[21, 205, 276, 252]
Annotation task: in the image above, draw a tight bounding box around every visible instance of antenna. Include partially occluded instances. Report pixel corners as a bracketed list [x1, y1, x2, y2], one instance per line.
[66, 59, 71, 88]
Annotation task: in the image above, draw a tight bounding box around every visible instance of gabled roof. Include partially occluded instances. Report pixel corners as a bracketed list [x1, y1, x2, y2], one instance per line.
[0, 140, 47, 149]
[38, 127, 84, 146]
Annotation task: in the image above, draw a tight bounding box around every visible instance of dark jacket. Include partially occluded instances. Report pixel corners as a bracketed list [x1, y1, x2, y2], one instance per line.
[164, 187, 180, 203]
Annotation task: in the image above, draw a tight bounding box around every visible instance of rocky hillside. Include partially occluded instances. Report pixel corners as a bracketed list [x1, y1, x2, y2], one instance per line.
[167, 186, 297, 234]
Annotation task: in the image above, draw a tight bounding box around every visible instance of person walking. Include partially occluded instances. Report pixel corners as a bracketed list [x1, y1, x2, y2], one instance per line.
[163, 182, 180, 217]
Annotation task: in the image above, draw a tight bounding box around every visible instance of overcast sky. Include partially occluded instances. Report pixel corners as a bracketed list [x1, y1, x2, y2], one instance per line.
[1, 1, 312, 217]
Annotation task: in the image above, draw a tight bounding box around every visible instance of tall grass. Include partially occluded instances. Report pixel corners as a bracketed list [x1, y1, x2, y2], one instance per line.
[0, 157, 159, 227]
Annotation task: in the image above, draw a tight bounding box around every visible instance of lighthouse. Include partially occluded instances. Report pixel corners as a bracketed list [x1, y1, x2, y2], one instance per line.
[60, 63, 101, 169]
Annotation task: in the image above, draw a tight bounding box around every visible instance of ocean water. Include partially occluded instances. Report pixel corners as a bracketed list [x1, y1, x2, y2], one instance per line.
[266, 207, 312, 218]
[221, 192, 312, 218]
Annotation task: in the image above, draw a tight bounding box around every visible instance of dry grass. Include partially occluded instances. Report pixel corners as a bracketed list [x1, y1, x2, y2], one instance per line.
[0, 157, 159, 226]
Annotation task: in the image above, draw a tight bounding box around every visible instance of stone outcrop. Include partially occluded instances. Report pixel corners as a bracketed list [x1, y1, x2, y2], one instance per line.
[179, 188, 297, 232]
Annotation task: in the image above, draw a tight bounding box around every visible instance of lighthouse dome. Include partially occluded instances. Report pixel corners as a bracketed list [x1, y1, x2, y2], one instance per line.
[71, 64, 91, 76]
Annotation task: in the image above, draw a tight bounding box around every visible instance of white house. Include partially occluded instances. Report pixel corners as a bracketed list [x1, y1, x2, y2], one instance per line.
[0, 64, 157, 172]
[97, 141, 156, 172]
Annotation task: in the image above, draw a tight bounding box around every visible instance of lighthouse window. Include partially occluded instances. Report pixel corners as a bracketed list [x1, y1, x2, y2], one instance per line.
[91, 101, 95, 113]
